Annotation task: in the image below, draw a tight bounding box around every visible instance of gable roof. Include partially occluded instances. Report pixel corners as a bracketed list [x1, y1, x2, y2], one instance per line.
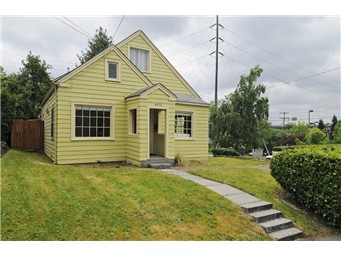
[126, 83, 177, 100]
[54, 44, 153, 87]
[126, 84, 209, 106]
[116, 30, 201, 99]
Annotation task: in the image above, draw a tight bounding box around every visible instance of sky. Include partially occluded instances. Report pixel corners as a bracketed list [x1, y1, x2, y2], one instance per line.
[1, 15, 340, 126]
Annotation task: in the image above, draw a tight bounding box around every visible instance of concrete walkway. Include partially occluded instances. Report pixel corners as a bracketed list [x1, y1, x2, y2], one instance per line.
[160, 168, 303, 240]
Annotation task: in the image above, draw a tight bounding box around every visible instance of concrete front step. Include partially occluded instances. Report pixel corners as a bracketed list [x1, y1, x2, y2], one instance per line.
[269, 227, 304, 241]
[148, 163, 172, 169]
[249, 209, 282, 223]
[241, 200, 273, 213]
[260, 218, 293, 233]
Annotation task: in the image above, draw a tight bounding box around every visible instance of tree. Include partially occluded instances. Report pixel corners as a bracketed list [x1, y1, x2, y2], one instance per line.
[1, 53, 52, 143]
[317, 119, 325, 130]
[290, 122, 310, 137]
[330, 115, 338, 139]
[1, 68, 20, 142]
[77, 27, 112, 64]
[331, 121, 341, 144]
[16, 52, 53, 119]
[305, 127, 328, 144]
[209, 65, 269, 151]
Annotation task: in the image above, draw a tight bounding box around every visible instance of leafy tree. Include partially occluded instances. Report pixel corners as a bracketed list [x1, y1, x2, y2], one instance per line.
[14, 52, 53, 119]
[263, 127, 291, 151]
[1, 68, 19, 142]
[209, 65, 269, 151]
[77, 27, 112, 64]
[290, 122, 310, 137]
[330, 115, 338, 139]
[0, 53, 52, 143]
[317, 119, 325, 130]
[332, 121, 341, 144]
[305, 127, 328, 144]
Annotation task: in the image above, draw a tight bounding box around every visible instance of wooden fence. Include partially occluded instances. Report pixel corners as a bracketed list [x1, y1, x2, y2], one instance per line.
[11, 119, 44, 151]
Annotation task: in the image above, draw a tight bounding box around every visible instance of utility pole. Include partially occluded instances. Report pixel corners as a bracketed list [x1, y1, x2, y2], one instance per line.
[280, 112, 289, 127]
[210, 16, 224, 106]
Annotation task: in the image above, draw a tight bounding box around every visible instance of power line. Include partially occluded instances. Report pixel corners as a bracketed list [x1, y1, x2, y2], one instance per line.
[158, 26, 210, 48]
[53, 16, 92, 40]
[223, 26, 340, 84]
[267, 67, 341, 88]
[223, 40, 337, 89]
[62, 16, 92, 38]
[167, 41, 209, 57]
[173, 53, 209, 67]
[113, 15, 125, 42]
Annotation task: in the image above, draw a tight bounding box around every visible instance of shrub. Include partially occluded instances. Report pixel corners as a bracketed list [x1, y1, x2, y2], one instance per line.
[174, 152, 183, 166]
[270, 147, 341, 227]
[305, 127, 328, 144]
[212, 148, 240, 157]
[275, 135, 304, 146]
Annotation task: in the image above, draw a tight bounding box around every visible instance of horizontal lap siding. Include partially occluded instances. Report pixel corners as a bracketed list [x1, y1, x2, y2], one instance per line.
[41, 92, 56, 162]
[118, 35, 196, 96]
[174, 104, 209, 160]
[56, 50, 149, 164]
[142, 89, 176, 160]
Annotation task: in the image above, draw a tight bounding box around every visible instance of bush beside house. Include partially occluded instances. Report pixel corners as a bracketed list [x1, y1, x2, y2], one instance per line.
[270, 146, 341, 228]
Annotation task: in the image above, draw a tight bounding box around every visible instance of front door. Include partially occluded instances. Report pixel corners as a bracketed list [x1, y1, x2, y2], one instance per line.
[149, 108, 166, 158]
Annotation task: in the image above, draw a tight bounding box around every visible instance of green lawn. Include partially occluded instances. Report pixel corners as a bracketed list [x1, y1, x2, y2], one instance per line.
[1, 150, 270, 241]
[188, 156, 333, 238]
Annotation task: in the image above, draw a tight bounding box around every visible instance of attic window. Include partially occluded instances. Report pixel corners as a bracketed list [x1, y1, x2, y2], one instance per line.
[105, 59, 120, 81]
[130, 47, 150, 72]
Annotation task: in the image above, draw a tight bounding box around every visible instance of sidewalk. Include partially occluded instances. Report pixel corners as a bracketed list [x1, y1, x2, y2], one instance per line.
[159, 168, 304, 240]
[159, 168, 340, 241]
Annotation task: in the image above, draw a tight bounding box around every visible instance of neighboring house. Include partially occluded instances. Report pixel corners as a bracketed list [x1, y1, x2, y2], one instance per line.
[40, 30, 209, 166]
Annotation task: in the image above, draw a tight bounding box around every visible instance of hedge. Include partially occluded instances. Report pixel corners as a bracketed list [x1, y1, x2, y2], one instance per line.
[212, 148, 240, 157]
[270, 146, 341, 227]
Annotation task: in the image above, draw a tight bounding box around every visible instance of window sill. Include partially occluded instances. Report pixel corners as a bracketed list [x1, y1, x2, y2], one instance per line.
[105, 78, 121, 82]
[71, 137, 115, 141]
[175, 137, 195, 141]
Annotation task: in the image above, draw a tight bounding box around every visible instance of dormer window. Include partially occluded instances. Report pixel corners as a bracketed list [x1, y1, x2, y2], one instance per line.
[130, 47, 150, 72]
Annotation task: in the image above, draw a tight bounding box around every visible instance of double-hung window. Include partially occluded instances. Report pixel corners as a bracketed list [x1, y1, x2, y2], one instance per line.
[74, 105, 113, 139]
[105, 59, 120, 81]
[130, 47, 150, 72]
[175, 112, 192, 138]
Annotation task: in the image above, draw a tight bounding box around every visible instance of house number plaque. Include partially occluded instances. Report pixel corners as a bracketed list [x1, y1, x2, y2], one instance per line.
[155, 103, 163, 107]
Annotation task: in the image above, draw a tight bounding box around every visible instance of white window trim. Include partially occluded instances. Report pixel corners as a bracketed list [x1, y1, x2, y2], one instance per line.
[128, 45, 152, 73]
[174, 110, 195, 140]
[128, 108, 138, 136]
[71, 102, 115, 141]
[105, 58, 121, 82]
[51, 107, 54, 139]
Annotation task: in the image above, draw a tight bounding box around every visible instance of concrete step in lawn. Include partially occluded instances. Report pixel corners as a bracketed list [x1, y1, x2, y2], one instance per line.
[159, 169, 303, 241]
[241, 201, 273, 213]
[242, 201, 303, 240]
[269, 227, 304, 241]
[148, 163, 172, 169]
[260, 218, 293, 233]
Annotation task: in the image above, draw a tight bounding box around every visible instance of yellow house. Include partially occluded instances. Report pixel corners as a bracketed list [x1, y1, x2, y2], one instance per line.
[40, 30, 209, 167]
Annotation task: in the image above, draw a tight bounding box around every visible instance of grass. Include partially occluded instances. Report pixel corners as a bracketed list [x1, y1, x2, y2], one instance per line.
[1, 150, 271, 241]
[187, 156, 334, 238]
